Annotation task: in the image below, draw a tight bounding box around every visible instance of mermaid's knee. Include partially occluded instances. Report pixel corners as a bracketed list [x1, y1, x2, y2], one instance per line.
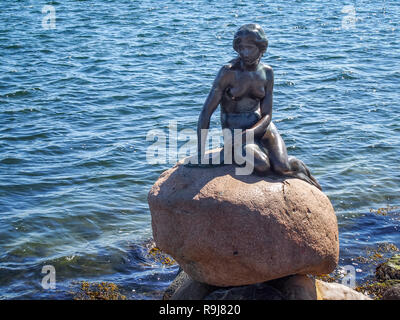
[244, 143, 270, 174]
[254, 160, 270, 174]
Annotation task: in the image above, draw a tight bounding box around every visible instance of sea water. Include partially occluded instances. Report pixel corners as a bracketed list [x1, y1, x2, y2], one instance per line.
[0, 0, 399, 299]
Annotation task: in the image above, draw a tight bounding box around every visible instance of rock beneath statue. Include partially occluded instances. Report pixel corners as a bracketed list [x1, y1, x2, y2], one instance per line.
[314, 280, 371, 300]
[148, 155, 339, 287]
[164, 270, 371, 300]
[163, 268, 217, 300]
[204, 282, 285, 300]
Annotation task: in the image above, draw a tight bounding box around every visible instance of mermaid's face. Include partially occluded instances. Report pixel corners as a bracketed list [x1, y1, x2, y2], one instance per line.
[237, 35, 261, 67]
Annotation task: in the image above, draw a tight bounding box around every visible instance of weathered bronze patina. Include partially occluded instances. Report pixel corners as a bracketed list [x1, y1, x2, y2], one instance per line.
[193, 23, 321, 190]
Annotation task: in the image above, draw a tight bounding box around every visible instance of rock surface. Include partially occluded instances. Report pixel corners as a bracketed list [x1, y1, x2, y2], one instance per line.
[204, 282, 285, 300]
[315, 280, 371, 300]
[268, 274, 318, 300]
[148, 158, 339, 286]
[382, 284, 400, 300]
[163, 268, 217, 300]
[164, 270, 371, 300]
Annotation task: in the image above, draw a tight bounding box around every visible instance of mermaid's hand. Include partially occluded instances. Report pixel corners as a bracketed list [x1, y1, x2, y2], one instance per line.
[183, 153, 224, 168]
[309, 175, 322, 191]
[184, 162, 215, 168]
[183, 154, 207, 167]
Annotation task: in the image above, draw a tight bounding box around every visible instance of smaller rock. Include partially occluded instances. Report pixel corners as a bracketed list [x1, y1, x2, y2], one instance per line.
[163, 268, 187, 300]
[382, 284, 400, 300]
[204, 282, 285, 300]
[376, 254, 400, 281]
[315, 280, 371, 300]
[163, 270, 371, 300]
[165, 269, 217, 300]
[267, 275, 371, 300]
[268, 275, 317, 300]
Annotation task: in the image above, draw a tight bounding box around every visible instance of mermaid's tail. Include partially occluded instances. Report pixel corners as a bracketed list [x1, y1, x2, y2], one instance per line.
[288, 156, 322, 191]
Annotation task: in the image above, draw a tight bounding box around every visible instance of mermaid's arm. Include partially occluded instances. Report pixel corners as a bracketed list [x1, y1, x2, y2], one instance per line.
[197, 66, 229, 161]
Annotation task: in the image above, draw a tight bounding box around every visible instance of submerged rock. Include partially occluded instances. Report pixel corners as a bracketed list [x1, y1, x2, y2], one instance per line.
[148, 159, 339, 286]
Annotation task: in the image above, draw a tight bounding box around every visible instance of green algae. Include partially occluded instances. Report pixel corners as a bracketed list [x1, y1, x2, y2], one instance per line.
[386, 254, 400, 271]
[355, 243, 399, 264]
[355, 279, 400, 300]
[144, 240, 176, 266]
[72, 281, 126, 300]
[147, 246, 175, 266]
[315, 273, 342, 283]
[369, 205, 400, 216]
[355, 252, 400, 299]
[375, 254, 400, 281]
[316, 243, 400, 300]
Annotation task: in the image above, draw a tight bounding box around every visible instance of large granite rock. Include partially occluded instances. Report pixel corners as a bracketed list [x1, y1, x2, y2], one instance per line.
[148, 158, 339, 287]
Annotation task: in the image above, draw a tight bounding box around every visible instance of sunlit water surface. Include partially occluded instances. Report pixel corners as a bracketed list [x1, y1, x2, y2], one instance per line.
[0, 0, 399, 299]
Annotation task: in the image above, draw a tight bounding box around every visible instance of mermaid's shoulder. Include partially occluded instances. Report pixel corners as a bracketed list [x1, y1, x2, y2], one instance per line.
[214, 59, 237, 84]
[224, 57, 241, 71]
[260, 63, 274, 80]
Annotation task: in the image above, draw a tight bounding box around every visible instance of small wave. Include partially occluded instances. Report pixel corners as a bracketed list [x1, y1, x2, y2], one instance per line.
[0, 157, 23, 165]
[27, 145, 66, 156]
[3, 107, 41, 114]
[0, 180, 73, 195]
[293, 24, 308, 30]
[47, 77, 93, 86]
[1, 90, 30, 99]
[0, 132, 49, 142]
[82, 173, 135, 184]
[321, 71, 358, 82]
[4, 44, 22, 50]
[40, 49, 53, 54]
[76, 159, 115, 168]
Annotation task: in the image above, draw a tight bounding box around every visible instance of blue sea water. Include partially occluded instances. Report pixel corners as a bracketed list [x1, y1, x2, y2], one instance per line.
[0, 0, 399, 299]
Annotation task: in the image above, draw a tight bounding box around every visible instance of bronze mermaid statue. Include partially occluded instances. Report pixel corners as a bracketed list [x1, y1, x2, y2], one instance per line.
[190, 23, 321, 190]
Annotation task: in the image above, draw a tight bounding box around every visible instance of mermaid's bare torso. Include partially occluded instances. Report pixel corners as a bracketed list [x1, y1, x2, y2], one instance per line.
[220, 73, 266, 132]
